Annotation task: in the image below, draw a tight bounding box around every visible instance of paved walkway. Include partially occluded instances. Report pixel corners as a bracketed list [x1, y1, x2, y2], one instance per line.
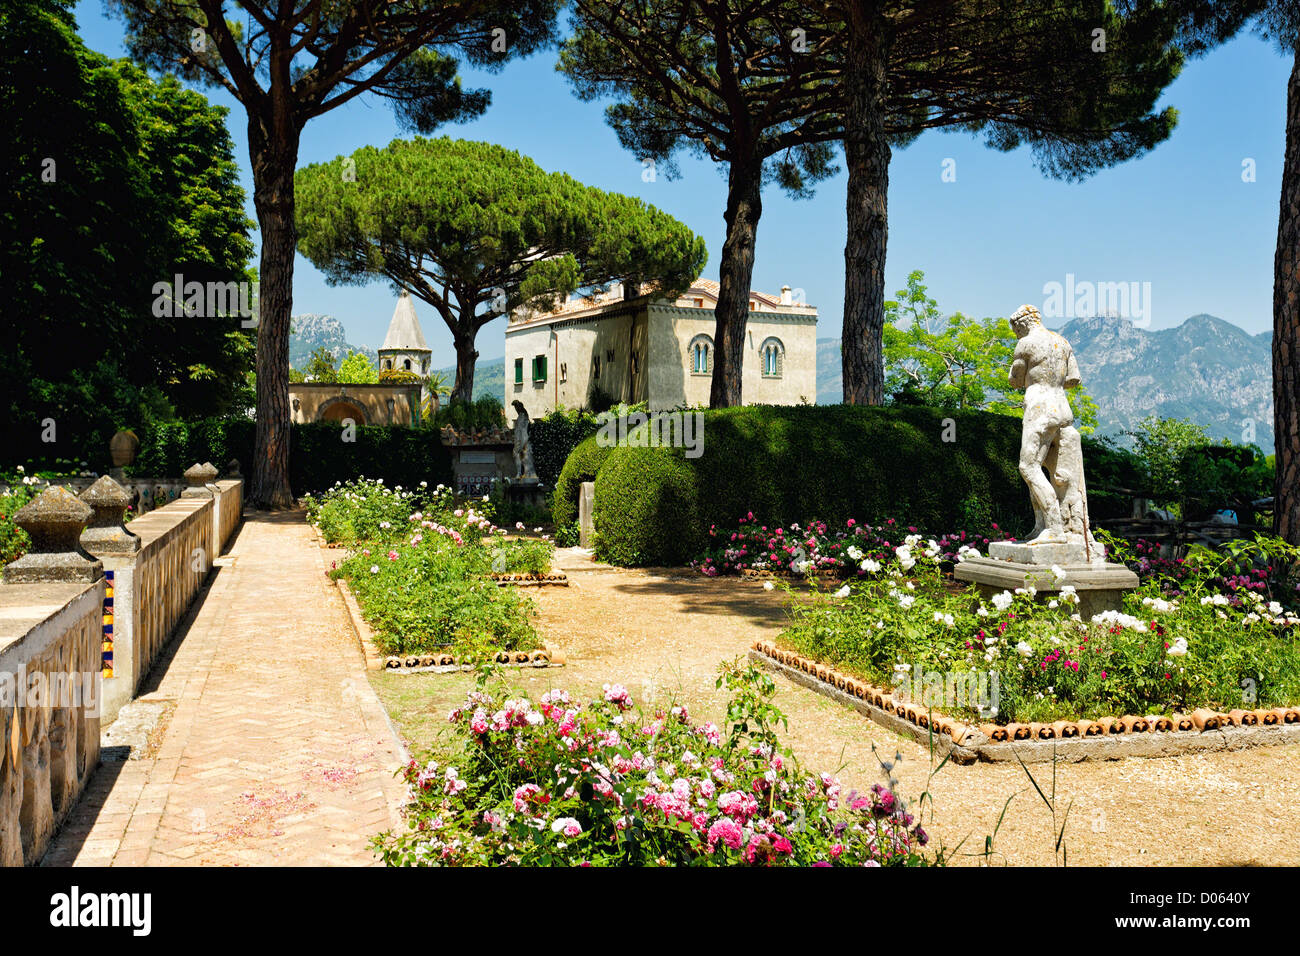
[43, 511, 409, 867]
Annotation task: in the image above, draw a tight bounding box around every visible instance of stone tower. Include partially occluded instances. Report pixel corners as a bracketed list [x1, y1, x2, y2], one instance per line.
[377, 290, 433, 403]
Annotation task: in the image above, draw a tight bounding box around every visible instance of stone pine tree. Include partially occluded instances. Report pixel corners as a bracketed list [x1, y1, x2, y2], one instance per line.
[294, 138, 707, 403]
[558, 0, 842, 407]
[1257, 1, 1300, 543]
[825, 0, 1232, 406]
[108, 0, 561, 507]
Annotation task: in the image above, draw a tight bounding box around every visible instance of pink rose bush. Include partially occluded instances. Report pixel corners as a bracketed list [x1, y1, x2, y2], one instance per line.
[693, 516, 1009, 578]
[375, 667, 933, 867]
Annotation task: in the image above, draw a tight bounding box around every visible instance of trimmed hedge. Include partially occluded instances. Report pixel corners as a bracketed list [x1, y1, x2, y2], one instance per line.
[530, 409, 602, 489]
[563, 404, 1138, 567]
[130, 417, 452, 496]
[551, 434, 613, 528]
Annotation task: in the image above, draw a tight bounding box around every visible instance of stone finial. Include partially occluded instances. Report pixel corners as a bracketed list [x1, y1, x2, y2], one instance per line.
[3, 486, 102, 583]
[182, 462, 219, 498]
[79, 475, 141, 555]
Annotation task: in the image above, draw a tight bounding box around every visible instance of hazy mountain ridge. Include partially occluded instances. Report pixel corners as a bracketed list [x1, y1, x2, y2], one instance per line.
[815, 314, 1274, 451]
[288, 314, 377, 369]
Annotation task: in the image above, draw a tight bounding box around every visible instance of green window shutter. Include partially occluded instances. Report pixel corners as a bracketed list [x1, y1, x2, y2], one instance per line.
[533, 355, 547, 382]
[514, 358, 523, 384]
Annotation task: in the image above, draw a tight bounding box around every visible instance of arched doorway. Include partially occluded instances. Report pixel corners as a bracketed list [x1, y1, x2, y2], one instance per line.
[317, 398, 367, 424]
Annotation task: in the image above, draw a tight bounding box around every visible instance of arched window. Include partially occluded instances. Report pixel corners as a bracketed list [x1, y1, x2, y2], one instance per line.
[382, 358, 392, 370]
[760, 337, 784, 378]
[403, 358, 412, 371]
[688, 334, 713, 375]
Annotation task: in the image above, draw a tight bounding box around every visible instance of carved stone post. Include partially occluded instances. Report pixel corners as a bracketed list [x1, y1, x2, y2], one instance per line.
[181, 462, 218, 499]
[79, 476, 140, 556]
[3, 487, 102, 584]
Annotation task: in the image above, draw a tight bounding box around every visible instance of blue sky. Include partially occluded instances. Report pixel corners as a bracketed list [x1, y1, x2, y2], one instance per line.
[75, 3, 1291, 369]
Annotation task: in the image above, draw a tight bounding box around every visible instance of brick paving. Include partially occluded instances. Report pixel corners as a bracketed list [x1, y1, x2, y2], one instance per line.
[42, 511, 409, 867]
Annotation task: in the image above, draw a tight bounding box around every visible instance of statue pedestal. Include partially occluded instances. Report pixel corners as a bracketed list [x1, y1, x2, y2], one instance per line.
[954, 555, 1139, 619]
[505, 477, 545, 511]
[988, 535, 1099, 566]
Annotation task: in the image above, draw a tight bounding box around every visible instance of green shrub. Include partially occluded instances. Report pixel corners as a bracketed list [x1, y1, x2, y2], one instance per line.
[584, 405, 1031, 566]
[529, 408, 601, 489]
[593, 446, 699, 566]
[551, 433, 613, 529]
[130, 417, 452, 495]
[433, 396, 506, 432]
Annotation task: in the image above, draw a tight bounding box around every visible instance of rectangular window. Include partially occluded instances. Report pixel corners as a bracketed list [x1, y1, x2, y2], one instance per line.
[514, 357, 523, 384]
[532, 354, 547, 383]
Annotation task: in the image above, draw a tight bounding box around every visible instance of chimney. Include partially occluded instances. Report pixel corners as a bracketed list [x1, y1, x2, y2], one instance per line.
[780, 285, 793, 306]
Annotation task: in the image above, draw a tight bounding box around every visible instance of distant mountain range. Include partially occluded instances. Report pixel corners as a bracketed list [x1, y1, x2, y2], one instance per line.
[289, 314, 376, 368]
[816, 313, 1274, 451]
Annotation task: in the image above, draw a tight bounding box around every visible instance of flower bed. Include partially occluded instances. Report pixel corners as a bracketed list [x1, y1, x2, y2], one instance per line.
[692, 515, 1009, 578]
[374, 665, 936, 867]
[719, 522, 1300, 726]
[306, 479, 554, 658]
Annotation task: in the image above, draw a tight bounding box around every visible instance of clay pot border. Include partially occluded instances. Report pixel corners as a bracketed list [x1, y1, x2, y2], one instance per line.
[748, 641, 1300, 760]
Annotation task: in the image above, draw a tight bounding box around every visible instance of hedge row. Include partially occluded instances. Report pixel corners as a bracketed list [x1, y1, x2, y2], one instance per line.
[130, 417, 453, 496]
[557, 404, 1140, 567]
[530, 409, 602, 490]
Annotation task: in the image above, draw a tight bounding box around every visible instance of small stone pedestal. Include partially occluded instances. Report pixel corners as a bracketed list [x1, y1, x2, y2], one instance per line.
[504, 477, 545, 511]
[954, 552, 1139, 618]
[3, 487, 102, 583]
[181, 462, 219, 499]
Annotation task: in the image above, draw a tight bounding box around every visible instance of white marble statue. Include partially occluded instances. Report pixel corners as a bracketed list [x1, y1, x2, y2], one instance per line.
[1005, 304, 1097, 561]
[510, 400, 537, 480]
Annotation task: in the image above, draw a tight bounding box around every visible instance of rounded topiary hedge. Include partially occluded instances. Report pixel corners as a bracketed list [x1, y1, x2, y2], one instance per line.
[562, 404, 1081, 566]
[551, 434, 614, 528]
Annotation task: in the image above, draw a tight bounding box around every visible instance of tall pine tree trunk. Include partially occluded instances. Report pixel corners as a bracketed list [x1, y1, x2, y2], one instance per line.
[248, 115, 299, 509]
[710, 155, 763, 408]
[841, 3, 891, 406]
[451, 326, 479, 405]
[1274, 48, 1300, 544]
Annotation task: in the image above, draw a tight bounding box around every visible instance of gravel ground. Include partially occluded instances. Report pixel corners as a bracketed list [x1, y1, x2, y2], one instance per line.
[372, 548, 1300, 867]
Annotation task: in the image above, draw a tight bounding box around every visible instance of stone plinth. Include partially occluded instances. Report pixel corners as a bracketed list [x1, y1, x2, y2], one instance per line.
[954, 555, 1139, 618]
[988, 535, 1101, 566]
[79, 475, 140, 555]
[505, 477, 545, 511]
[578, 481, 596, 549]
[3, 487, 102, 584]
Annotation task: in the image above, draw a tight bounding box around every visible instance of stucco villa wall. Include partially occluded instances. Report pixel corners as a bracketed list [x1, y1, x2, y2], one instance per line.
[288, 383, 422, 426]
[506, 308, 647, 419]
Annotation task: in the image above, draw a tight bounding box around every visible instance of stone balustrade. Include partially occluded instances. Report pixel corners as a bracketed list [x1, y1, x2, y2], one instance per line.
[1, 495, 104, 865]
[0, 469, 243, 864]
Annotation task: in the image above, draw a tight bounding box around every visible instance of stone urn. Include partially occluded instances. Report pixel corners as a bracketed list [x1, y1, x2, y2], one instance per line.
[109, 429, 140, 468]
[3, 486, 102, 583]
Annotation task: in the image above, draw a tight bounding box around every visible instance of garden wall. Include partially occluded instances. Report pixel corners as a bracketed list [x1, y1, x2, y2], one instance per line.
[0, 581, 103, 865]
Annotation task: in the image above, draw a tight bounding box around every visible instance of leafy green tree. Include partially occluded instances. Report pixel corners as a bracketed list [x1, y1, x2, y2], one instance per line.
[304, 348, 338, 384]
[0, 0, 253, 469]
[1125, 415, 1211, 513]
[815, 1, 1241, 406]
[337, 350, 378, 384]
[558, 0, 840, 407]
[110, 0, 562, 507]
[295, 137, 706, 402]
[884, 271, 1098, 432]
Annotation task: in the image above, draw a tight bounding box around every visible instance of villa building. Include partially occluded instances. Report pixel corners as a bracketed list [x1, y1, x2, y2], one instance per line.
[503, 280, 818, 418]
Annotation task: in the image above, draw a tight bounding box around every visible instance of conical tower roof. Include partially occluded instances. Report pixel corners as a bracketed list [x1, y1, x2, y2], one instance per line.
[380, 290, 430, 351]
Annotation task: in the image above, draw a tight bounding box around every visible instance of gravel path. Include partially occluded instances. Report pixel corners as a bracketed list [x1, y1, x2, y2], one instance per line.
[483, 550, 1300, 866]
